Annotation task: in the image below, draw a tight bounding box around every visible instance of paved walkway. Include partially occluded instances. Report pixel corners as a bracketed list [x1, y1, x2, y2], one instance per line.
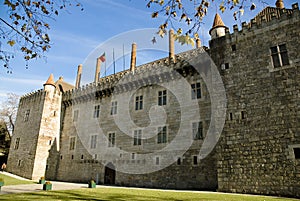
[0, 172, 86, 194]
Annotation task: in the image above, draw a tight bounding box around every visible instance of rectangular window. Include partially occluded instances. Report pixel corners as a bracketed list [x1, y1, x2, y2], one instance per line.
[14, 137, 20, 150]
[229, 112, 233, 121]
[69, 137, 76, 150]
[294, 148, 300, 159]
[193, 156, 198, 165]
[177, 157, 182, 165]
[157, 126, 167, 144]
[158, 90, 167, 106]
[90, 135, 97, 149]
[108, 132, 115, 147]
[110, 101, 118, 115]
[241, 111, 246, 119]
[24, 109, 30, 122]
[191, 82, 201, 99]
[133, 130, 142, 146]
[135, 95, 143, 110]
[73, 110, 79, 122]
[93, 105, 100, 118]
[155, 156, 160, 165]
[192, 122, 203, 140]
[271, 44, 289, 68]
[131, 153, 136, 160]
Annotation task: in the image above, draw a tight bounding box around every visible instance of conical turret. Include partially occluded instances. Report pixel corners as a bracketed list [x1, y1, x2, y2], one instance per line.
[276, 0, 284, 9]
[209, 13, 228, 39]
[43, 74, 56, 88]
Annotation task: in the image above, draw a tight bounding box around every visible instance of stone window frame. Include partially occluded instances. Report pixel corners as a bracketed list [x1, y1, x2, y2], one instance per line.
[158, 90, 167, 106]
[288, 144, 300, 161]
[90, 135, 98, 149]
[192, 121, 204, 140]
[157, 125, 168, 144]
[135, 95, 143, 111]
[110, 101, 118, 115]
[270, 43, 289, 68]
[24, 109, 30, 122]
[14, 137, 20, 150]
[69, 136, 76, 151]
[155, 156, 160, 165]
[93, 104, 101, 118]
[108, 132, 116, 147]
[191, 81, 202, 100]
[131, 153, 136, 160]
[133, 129, 142, 146]
[73, 110, 79, 122]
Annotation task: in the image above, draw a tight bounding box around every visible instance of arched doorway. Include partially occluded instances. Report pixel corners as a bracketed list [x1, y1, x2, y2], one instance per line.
[104, 162, 115, 185]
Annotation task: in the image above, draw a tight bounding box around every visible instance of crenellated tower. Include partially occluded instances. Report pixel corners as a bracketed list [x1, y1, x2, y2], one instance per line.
[7, 74, 63, 180]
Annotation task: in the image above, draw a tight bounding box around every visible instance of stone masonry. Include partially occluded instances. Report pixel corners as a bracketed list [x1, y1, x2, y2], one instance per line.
[6, 1, 300, 198]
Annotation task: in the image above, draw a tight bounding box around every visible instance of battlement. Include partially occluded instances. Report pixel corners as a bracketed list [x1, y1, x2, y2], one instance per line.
[229, 3, 299, 36]
[19, 89, 46, 105]
[62, 47, 207, 105]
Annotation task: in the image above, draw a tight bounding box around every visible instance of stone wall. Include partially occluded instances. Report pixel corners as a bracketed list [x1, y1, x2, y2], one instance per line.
[7, 90, 45, 179]
[212, 4, 300, 197]
[55, 69, 217, 190]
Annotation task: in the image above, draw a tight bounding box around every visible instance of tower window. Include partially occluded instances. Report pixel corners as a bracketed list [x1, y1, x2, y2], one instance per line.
[294, 148, 300, 159]
[270, 44, 289, 68]
[241, 111, 246, 119]
[14, 138, 20, 150]
[24, 109, 30, 122]
[193, 156, 198, 165]
[231, 44, 236, 51]
[177, 157, 182, 165]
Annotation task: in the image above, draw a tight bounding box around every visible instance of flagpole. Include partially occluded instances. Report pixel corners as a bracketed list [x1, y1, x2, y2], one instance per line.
[113, 48, 116, 75]
[123, 44, 125, 71]
[105, 59, 107, 77]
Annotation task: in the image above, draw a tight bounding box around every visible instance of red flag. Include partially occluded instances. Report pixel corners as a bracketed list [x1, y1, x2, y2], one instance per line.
[99, 53, 105, 62]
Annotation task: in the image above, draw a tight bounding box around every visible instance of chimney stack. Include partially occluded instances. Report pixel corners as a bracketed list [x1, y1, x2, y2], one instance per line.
[94, 57, 101, 84]
[169, 29, 175, 63]
[196, 38, 201, 48]
[75, 64, 82, 89]
[130, 43, 137, 73]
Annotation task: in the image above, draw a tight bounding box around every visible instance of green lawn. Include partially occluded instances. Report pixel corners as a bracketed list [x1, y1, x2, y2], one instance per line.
[0, 172, 35, 186]
[0, 186, 299, 201]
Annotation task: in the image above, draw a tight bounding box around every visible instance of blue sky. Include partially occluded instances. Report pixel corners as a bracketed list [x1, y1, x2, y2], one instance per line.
[0, 0, 297, 102]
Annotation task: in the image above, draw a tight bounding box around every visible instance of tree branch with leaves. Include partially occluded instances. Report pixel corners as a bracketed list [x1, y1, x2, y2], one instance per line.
[0, 0, 83, 71]
[147, 0, 268, 46]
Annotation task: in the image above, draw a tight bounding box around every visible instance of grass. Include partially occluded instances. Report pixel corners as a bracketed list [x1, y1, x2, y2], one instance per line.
[0, 186, 299, 201]
[0, 172, 35, 186]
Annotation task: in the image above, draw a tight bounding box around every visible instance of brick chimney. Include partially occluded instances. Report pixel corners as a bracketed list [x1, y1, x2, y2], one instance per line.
[94, 57, 101, 84]
[75, 64, 82, 89]
[169, 29, 175, 63]
[130, 43, 137, 73]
